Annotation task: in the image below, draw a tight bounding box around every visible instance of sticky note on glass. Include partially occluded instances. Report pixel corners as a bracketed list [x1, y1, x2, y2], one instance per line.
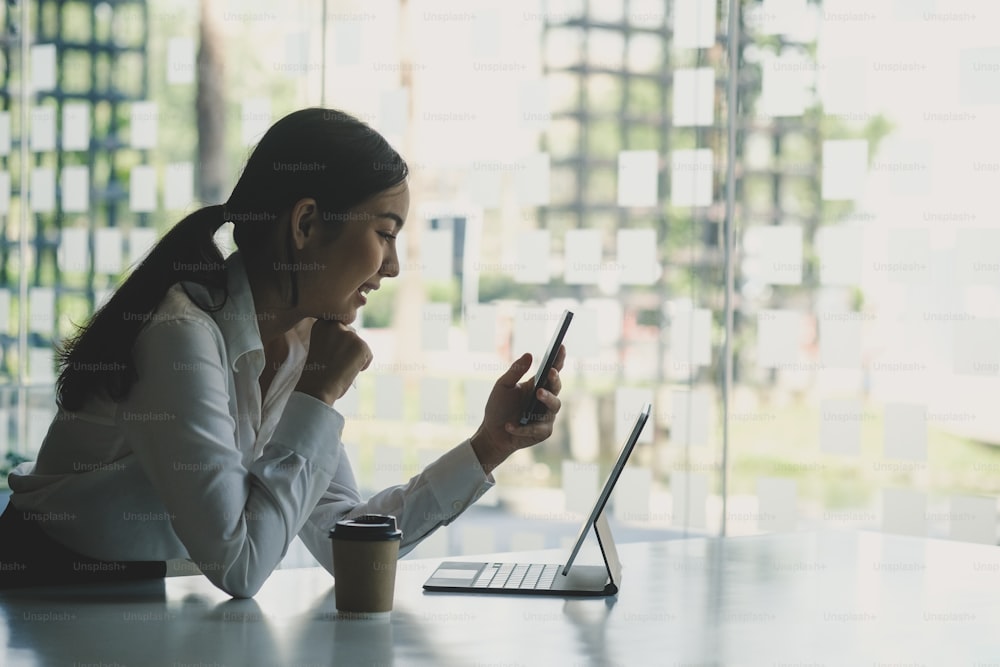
[94, 227, 123, 274]
[760, 56, 808, 117]
[671, 389, 711, 448]
[759, 0, 808, 35]
[757, 477, 797, 532]
[822, 139, 867, 201]
[31, 168, 55, 212]
[334, 375, 358, 419]
[372, 445, 405, 491]
[956, 229, 1000, 286]
[617, 150, 659, 207]
[241, 98, 271, 146]
[614, 387, 655, 443]
[167, 37, 195, 85]
[421, 303, 451, 351]
[565, 304, 600, 358]
[562, 461, 599, 515]
[953, 319, 1000, 376]
[949, 495, 996, 545]
[0, 171, 9, 214]
[819, 319, 862, 369]
[756, 309, 799, 368]
[464, 378, 492, 426]
[0, 112, 10, 155]
[420, 377, 450, 424]
[130, 101, 158, 149]
[885, 228, 929, 285]
[882, 488, 926, 537]
[332, 21, 362, 66]
[512, 307, 547, 361]
[422, 228, 454, 282]
[564, 229, 602, 285]
[515, 229, 550, 284]
[818, 57, 867, 115]
[164, 163, 194, 211]
[129, 227, 158, 266]
[282, 30, 310, 77]
[669, 307, 711, 367]
[672, 68, 714, 126]
[515, 153, 550, 206]
[468, 168, 502, 209]
[374, 374, 404, 421]
[519, 79, 550, 129]
[754, 225, 802, 285]
[883, 140, 932, 197]
[379, 88, 408, 139]
[471, 9, 502, 60]
[62, 103, 90, 151]
[883, 402, 927, 461]
[29, 348, 55, 384]
[671, 471, 707, 528]
[612, 466, 652, 522]
[30, 106, 56, 152]
[60, 166, 89, 213]
[817, 225, 863, 286]
[671, 149, 713, 207]
[29, 287, 55, 334]
[58, 228, 88, 273]
[959, 47, 1000, 106]
[464, 304, 498, 354]
[129, 165, 157, 212]
[31, 44, 57, 92]
[672, 0, 716, 49]
[819, 399, 863, 456]
[617, 229, 662, 285]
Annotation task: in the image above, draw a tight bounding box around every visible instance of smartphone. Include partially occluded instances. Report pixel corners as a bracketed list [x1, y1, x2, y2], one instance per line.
[519, 310, 573, 426]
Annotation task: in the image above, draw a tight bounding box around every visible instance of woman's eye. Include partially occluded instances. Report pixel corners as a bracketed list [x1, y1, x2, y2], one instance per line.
[378, 232, 397, 241]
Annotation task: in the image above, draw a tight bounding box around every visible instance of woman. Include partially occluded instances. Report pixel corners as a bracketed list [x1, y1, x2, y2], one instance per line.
[0, 108, 564, 597]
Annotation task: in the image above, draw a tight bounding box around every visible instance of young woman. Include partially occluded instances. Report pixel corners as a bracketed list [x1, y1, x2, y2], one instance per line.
[0, 108, 564, 597]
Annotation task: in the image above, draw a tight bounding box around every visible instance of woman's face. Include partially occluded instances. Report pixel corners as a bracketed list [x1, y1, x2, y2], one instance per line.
[294, 182, 409, 323]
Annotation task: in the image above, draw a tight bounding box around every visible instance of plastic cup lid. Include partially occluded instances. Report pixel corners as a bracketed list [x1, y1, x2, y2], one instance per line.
[328, 514, 402, 541]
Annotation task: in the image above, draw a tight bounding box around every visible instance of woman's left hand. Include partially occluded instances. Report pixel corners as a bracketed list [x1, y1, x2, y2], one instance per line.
[470, 345, 566, 475]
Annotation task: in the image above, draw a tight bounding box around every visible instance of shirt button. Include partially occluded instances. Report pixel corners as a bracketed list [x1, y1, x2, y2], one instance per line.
[451, 500, 464, 512]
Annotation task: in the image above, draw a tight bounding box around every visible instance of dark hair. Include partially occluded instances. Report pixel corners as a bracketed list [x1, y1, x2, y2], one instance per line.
[56, 107, 408, 411]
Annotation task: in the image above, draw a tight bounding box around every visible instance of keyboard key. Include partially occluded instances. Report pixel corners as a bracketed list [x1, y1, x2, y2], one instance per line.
[489, 563, 515, 588]
[507, 564, 530, 589]
[474, 564, 499, 587]
[520, 564, 543, 589]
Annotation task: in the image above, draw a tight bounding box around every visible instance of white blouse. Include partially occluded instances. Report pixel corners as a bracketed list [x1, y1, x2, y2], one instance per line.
[8, 251, 494, 597]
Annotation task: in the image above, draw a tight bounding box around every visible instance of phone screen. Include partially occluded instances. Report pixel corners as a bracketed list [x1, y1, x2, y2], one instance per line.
[519, 310, 573, 425]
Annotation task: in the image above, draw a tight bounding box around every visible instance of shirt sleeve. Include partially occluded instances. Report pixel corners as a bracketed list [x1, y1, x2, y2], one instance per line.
[297, 434, 496, 575]
[121, 317, 343, 598]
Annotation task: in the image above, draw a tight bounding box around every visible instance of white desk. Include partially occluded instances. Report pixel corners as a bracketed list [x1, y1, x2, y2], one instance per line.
[2, 531, 999, 666]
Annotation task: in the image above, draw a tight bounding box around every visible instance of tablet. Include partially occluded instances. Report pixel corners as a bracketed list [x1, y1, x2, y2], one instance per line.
[518, 310, 573, 426]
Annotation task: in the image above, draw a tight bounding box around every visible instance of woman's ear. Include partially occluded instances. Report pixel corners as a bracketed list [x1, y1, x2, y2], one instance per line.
[288, 198, 319, 250]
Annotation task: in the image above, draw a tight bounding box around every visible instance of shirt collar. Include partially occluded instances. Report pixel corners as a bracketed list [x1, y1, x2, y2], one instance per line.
[215, 250, 265, 373]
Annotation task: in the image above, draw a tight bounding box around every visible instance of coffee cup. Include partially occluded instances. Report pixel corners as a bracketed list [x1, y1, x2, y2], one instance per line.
[329, 514, 402, 614]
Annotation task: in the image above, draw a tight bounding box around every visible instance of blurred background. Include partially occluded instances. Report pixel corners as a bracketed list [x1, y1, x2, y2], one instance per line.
[0, 0, 999, 567]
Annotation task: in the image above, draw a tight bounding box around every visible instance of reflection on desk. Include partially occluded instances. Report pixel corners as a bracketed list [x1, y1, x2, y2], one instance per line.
[2, 531, 999, 666]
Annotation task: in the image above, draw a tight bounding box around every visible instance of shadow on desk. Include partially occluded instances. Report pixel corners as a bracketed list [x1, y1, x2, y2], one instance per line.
[0, 580, 284, 666]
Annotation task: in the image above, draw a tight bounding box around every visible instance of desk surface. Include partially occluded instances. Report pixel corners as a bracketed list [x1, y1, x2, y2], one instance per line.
[2, 531, 999, 666]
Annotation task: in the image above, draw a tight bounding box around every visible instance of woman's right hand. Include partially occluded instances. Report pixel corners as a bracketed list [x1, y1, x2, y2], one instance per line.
[294, 320, 372, 405]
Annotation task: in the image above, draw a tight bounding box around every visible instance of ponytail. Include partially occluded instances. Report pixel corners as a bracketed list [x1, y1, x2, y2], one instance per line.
[55, 205, 228, 411]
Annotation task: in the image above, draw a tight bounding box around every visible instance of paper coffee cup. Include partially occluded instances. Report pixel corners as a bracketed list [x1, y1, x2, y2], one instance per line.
[329, 515, 402, 613]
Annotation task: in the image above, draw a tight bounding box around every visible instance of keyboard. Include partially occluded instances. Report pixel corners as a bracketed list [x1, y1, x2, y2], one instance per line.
[472, 563, 560, 590]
